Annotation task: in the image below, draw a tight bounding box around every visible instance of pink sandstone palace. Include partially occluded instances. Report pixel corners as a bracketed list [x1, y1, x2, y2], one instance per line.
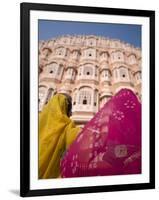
[38, 35, 141, 126]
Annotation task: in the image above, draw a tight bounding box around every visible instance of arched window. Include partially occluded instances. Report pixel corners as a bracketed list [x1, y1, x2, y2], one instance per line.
[83, 66, 93, 76]
[119, 67, 129, 79]
[47, 63, 58, 76]
[84, 48, 96, 59]
[128, 54, 137, 65]
[78, 87, 92, 105]
[111, 51, 124, 62]
[45, 88, 54, 104]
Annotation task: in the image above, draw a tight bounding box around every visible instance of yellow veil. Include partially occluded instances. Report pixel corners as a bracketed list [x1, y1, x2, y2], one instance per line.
[39, 93, 80, 179]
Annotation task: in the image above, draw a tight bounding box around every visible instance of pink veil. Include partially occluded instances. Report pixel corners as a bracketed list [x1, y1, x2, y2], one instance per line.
[60, 89, 141, 178]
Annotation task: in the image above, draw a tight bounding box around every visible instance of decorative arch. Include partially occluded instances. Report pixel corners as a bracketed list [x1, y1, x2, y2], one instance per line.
[78, 86, 92, 105]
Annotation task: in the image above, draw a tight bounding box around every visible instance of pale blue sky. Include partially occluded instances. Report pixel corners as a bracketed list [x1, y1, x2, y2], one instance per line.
[39, 20, 141, 48]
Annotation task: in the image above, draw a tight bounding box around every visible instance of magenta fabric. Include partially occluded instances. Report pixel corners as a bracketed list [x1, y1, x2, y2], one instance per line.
[60, 89, 141, 178]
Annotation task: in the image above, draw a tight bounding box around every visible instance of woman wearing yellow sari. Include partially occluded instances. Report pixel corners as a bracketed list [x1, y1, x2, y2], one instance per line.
[39, 93, 80, 179]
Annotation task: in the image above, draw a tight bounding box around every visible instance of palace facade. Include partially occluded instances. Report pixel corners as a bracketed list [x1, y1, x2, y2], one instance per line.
[39, 35, 141, 126]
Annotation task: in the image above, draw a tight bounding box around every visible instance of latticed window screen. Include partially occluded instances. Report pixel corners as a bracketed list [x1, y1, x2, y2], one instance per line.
[78, 88, 92, 105]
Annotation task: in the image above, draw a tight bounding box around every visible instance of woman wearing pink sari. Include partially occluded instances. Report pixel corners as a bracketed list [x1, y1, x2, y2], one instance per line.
[60, 89, 141, 178]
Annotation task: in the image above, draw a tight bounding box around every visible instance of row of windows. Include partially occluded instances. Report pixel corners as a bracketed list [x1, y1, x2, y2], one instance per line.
[43, 64, 141, 82]
[40, 47, 139, 64]
[39, 87, 99, 108]
[39, 85, 141, 112]
[39, 86, 117, 115]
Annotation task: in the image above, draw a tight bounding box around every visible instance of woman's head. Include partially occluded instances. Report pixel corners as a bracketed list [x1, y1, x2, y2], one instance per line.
[59, 93, 72, 117]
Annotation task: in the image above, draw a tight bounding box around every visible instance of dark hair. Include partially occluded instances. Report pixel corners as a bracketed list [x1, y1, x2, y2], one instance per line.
[60, 93, 72, 117]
